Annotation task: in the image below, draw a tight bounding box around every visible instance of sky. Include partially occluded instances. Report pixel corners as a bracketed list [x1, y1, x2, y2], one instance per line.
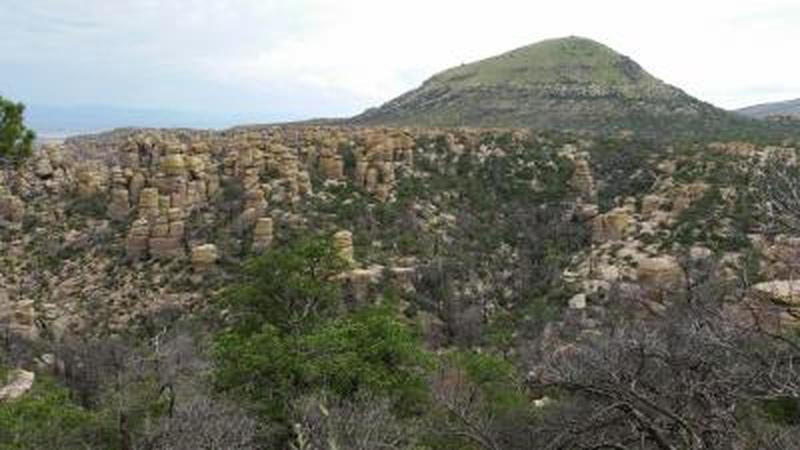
[1, 0, 799, 129]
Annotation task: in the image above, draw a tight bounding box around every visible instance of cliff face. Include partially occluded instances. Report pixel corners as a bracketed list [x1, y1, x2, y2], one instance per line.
[351, 37, 761, 139]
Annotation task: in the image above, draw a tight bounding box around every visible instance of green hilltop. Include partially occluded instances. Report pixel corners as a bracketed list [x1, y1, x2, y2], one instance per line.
[351, 36, 798, 141]
[431, 36, 655, 88]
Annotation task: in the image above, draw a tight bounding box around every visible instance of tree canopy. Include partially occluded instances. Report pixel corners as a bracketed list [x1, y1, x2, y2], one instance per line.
[0, 96, 36, 166]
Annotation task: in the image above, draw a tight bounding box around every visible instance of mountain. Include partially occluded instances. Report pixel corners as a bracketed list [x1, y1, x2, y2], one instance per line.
[26, 104, 264, 138]
[737, 98, 800, 119]
[351, 36, 754, 138]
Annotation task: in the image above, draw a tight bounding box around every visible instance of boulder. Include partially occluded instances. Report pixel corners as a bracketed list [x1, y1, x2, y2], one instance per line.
[162, 154, 187, 176]
[108, 188, 131, 221]
[0, 194, 25, 225]
[568, 293, 587, 310]
[138, 187, 160, 218]
[150, 217, 185, 260]
[75, 167, 104, 196]
[592, 208, 634, 242]
[319, 150, 345, 180]
[191, 244, 219, 271]
[0, 369, 35, 402]
[1, 299, 38, 340]
[672, 182, 709, 214]
[752, 280, 800, 306]
[333, 230, 355, 264]
[570, 158, 596, 200]
[637, 256, 685, 291]
[641, 194, 665, 217]
[343, 267, 383, 303]
[252, 217, 274, 252]
[34, 157, 54, 178]
[125, 217, 150, 260]
[185, 156, 206, 177]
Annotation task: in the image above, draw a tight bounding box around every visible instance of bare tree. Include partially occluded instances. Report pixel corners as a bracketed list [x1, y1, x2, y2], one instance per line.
[290, 393, 418, 450]
[527, 300, 800, 450]
[755, 152, 800, 236]
[426, 363, 505, 450]
[137, 396, 259, 450]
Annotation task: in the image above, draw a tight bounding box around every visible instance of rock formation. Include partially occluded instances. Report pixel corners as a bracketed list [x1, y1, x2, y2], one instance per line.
[0, 369, 35, 403]
[191, 244, 219, 272]
[333, 230, 355, 264]
[636, 256, 686, 293]
[0, 194, 24, 227]
[591, 208, 634, 242]
[0, 299, 38, 340]
[252, 217, 274, 252]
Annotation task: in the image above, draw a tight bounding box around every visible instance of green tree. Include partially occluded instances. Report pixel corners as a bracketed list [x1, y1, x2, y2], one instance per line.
[219, 235, 348, 335]
[213, 235, 431, 432]
[0, 376, 117, 449]
[0, 96, 36, 166]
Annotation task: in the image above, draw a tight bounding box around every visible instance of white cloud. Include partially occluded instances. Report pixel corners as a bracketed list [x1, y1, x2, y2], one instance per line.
[1, 0, 799, 116]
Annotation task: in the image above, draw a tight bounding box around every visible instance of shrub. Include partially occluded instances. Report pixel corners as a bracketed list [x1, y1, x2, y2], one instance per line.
[0, 376, 116, 449]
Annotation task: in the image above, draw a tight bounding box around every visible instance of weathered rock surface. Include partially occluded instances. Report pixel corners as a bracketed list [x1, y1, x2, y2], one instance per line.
[191, 244, 219, 272]
[0, 369, 35, 403]
[752, 280, 800, 306]
[333, 230, 355, 264]
[592, 208, 634, 242]
[636, 256, 685, 291]
[252, 217, 274, 252]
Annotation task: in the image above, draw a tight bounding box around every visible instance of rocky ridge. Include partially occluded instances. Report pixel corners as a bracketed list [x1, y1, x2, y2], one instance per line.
[0, 126, 799, 347]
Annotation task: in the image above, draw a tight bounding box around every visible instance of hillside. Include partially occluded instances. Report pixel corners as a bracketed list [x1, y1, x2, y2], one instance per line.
[4, 125, 800, 446]
[738, 98, 800, 119]
[351, 37, 785, 140]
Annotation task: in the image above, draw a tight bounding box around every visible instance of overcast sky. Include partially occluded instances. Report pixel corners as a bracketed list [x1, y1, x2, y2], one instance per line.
[1, 0, 798, 124]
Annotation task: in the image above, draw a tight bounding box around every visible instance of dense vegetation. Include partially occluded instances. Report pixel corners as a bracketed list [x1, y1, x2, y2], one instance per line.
[4, 230, 800, 449]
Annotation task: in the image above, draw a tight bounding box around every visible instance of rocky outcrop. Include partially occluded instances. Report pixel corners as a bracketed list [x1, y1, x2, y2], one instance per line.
[0, 194, 25, 227]
[126, 217, 151, 260]
[318, 148, 345, 180]
[672, 182, 709, 215]
[570, 157, 596, 201]
[3, 125, 779, 340]
[75, 164, 105, 197]
[749, 280, 800, 327]
[252, 217, 274, 252]
[108, 188, 131, 221]
[0, 369, 35, 403]
[191, 244, 218, 272]
[636, 256, 685, 292]
[0, 299, 38, 340]
[591, 208, 634, 242]
[333, 230, 355, 264]
[752, 280, 800, 306]
[149, 211, 185, 260]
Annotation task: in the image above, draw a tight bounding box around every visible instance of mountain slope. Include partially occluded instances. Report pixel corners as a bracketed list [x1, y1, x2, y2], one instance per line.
[737, 98, 800, 119]
[350, 36, 751, 138]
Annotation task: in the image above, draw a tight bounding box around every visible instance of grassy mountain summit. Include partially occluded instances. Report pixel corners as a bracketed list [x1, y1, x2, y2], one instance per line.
[351, 36, 768, 139]
[423, 36, 663, 90]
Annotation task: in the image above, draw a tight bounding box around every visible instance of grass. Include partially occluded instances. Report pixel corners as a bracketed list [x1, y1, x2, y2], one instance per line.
[431, 36, 657, 88]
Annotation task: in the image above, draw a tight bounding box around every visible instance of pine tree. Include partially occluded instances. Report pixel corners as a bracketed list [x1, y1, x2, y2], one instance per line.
[0, 96, 36, 166]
